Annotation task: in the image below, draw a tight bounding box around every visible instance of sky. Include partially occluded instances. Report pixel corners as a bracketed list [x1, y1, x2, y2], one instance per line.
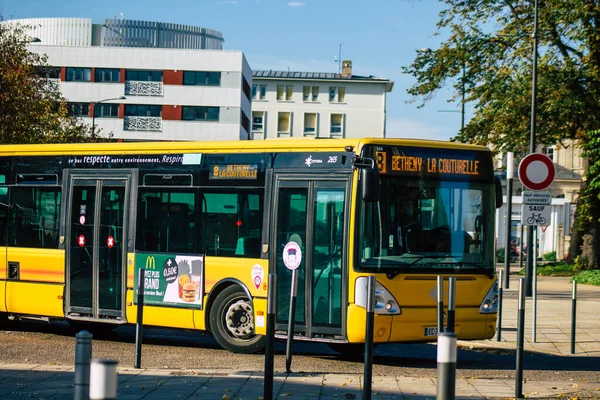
[2, 0, 465, 141]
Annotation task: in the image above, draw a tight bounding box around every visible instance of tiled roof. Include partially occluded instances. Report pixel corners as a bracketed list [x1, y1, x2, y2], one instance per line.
[252, 70, 389, 82]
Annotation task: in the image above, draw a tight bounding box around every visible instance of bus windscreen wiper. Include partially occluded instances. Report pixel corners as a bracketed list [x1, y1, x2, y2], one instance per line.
[385, 256, 427, 279]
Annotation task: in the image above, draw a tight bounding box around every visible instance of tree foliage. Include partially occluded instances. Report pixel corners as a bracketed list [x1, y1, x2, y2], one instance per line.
[403, 0, 600, 266]
[403, 0, 600, 153]
[0, 17, 103, 144]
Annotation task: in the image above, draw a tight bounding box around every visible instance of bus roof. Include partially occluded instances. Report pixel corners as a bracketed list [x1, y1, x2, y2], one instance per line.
[0, 138, 491, 156]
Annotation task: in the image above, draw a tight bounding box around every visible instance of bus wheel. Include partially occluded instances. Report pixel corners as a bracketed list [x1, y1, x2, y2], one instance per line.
[209, 286, 265, 354]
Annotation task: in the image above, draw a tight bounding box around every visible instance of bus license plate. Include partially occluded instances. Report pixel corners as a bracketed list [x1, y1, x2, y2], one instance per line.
[424, 327, 438, 337]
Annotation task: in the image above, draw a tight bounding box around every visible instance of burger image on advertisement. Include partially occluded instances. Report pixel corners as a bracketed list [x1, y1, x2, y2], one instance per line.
[182, 282, 196, 302]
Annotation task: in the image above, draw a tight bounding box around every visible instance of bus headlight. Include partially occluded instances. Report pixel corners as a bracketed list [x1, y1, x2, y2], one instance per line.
[479, 281, 499, 314]
[355, 277, 402, 315]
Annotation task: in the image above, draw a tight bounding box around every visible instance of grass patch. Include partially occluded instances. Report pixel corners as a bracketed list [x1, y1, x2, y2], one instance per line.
[572, 270, 600, 286]
[514, 262, 600, 286]
[515, 262, 578, 277]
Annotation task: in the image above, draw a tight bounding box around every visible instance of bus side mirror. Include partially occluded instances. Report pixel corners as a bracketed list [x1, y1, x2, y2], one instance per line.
[495, 176, 503, 208]
[361, 167, 380, 202]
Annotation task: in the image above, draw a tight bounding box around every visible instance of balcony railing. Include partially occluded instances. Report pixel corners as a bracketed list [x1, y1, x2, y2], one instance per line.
[123, 116, 162, 132]
[124, 80, 163, 96]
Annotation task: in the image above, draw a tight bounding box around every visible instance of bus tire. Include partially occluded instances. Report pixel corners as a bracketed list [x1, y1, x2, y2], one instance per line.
[209, 286, 265, 354]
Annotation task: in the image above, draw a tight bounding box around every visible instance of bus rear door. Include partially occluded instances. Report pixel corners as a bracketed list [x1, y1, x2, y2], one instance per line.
[63, 170, 136, 322]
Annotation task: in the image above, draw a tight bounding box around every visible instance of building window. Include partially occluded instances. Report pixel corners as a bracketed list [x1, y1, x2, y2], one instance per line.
[303, 86, 319, 102]
[242, 111, 250, 133]
[68, 102, 90, 117]
[329, 87, 336, 102]
[277, 112, 291, 136]
[543, 146, 554, 161]
[66, 67, 91, 82]
[183, 71, 221, 86]
[243, 77, 251, 100]
[34, 66, 60, 79]
[126, 70, 163, 82]
[124, 104, 162, 117]
[277, 85, 284, 101]
[182, 106, 220, 121]
[338, 87, 346, 102]
[95, 68, 120, 82]
[252, 111, 264, 132]
[304, 113, 317, 136]
[330, 113, 344, 136]
[94, 104, 119, 118]
[312, 86, 319, 101]
[259, 85, 267, 100]
[252, 85, 257, 99]
[286, 85, 293, 101]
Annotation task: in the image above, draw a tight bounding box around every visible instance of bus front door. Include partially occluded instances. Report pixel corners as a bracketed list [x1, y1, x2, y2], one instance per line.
[272, 177, 348, 340]
[65, 173, 133, 322]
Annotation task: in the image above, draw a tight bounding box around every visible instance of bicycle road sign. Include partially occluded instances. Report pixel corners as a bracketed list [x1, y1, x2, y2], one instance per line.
[522, 204, 551, 226]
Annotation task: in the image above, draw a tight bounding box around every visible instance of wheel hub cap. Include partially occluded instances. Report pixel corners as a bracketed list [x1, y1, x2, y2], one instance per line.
[225, 299, 254, 338]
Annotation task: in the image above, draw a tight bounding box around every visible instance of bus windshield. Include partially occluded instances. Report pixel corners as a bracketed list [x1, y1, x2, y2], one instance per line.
[357, 176, 496, 274]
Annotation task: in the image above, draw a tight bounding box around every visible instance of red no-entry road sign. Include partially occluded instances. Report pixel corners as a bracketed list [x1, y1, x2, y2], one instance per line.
[518, 153, 555, 191]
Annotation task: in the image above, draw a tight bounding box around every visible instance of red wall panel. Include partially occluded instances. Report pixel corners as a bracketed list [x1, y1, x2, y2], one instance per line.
[163, 70, 183, 85]
[162, 105, 182, 120]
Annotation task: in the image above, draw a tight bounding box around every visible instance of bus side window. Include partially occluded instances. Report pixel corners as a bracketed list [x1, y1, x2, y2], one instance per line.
[9, 186, 60, 249]
[136, 189, 196, 254]
[199, 190, 263, 258]
[0, 186, 8, 246]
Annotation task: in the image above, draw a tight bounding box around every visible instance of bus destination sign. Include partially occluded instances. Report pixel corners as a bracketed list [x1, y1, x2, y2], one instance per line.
[370, 146, 491, 181]
[209, 164, 258, 180]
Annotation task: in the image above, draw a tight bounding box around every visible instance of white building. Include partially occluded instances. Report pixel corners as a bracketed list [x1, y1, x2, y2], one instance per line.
[7, 18, 251, 141]
[251, 61, 393, 139]
[5, 17, 224, 49]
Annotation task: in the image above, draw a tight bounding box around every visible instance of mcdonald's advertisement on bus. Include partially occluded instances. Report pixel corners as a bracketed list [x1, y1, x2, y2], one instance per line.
[134, 253, 205, 309]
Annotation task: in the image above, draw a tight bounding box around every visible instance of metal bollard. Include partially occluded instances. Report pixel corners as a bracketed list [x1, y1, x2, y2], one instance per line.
[532, 228, 538, 343]
[263, 273, 277, 400]
[436, 332, 457, 400]
[363, 276, 376, 400]
[89, 359, 118, 400]
[437, 275, 444, 335]
[447, 277, 456, 333]
[74, 330, 93, 400]
[134, 267, 145, 369]
[571, 280, 577, 355]
[497, 270, 503, 342]
[515, 278, 525, 399]
[285, 268, 298, 373]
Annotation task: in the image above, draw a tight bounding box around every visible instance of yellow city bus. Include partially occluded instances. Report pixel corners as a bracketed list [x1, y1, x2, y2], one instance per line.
[0, 138, 502, 353]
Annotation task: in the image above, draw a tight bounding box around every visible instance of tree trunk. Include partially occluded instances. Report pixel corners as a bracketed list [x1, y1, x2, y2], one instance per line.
[566, 189, 584, 264]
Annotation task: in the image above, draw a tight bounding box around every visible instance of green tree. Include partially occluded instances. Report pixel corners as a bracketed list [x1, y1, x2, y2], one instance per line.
[402, 0, 600, 268]
[0, 17, 103, 143]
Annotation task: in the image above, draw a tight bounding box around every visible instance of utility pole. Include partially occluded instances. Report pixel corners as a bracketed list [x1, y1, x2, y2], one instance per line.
[525, 0, 539, 297]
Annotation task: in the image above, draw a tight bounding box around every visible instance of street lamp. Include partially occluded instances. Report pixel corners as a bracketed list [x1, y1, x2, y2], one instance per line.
[91, 96, 126, 135]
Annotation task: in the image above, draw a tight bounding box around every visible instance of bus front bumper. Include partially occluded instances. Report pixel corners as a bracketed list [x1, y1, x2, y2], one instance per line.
[346, 304, 497, 343]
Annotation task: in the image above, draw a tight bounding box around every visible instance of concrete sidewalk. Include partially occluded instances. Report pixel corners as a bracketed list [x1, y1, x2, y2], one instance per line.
[1, 363, 599, 399]
[460, 274, 600, 357]
[0, 275, 599, 399]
